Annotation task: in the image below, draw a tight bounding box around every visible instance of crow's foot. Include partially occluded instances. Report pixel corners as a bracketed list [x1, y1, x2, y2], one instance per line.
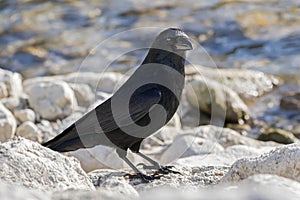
[124, 173, 161, 183]
[156, 165, 181, 175]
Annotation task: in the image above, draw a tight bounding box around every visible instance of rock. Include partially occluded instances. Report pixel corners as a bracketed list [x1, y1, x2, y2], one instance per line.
[14, 109, 36, 123]
[63, 72, 123, 93]
[280, 91, 300, 111]
[0, 82, 8, 98]
[16, 121, 43, 143]
[51, 189, 130, 200]
[89, 166, 229, 192]
[182, 125, 279, 148]
[221, 142, 300, 183]
[0, 103, 17, 142]
[69, 83, 95, 107]
[24, 80, 77, 120]
[237, 174, 300, 197]
[67, 145, 143, 172]
[0, 137, 95, 191]
[0, 183, 49, 200]
[258, 128, 298, 144]
[186, 66, 279, 100]
[186, 77, 249, 123]
[24, 72, 124, 94]
[0, 68, 23, 97]
[175, 145, 273, 167]
[160, 134, 224, 164]
[1, 97, 21, 111]
[89, 170, 139, 197]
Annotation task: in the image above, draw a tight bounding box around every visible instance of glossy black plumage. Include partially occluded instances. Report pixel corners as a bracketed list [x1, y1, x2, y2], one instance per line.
[43, 28, 193, 175]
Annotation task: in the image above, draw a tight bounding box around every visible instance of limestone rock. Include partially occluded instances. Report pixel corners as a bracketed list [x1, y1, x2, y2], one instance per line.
[160, 134, 224, 164]
[0, 82, 8, 98]
[186, 65, 279, 100]
[0, 137, 95, 191]
[0, 68, 23, 97]
[0, 103, 17, 142]
[14, 109, 36, 123]
[24, 80, 77, 120]
[69, 83, 95, 107]
[67, 145, 143, 172]
[16, 121, 42, 143]
[221, 142, 300, 183]
[0, 183, 49, 200]
[186, 77, 249, 123]
[181, 125, 279, 148]
[258, 128, 298, 144]
[175, 145, 272, 167]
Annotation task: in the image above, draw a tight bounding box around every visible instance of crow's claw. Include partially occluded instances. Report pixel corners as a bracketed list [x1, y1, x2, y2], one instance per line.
[156, 165, 181, 175]
[137, 163, 158, 170]
[124, 173, 161, 183]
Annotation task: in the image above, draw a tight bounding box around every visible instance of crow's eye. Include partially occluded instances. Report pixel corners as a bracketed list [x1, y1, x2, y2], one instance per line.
[166, 37, 171, 41]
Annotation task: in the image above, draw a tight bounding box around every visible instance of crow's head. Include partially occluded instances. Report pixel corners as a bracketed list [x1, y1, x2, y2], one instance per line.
[152, 28, 193, 52]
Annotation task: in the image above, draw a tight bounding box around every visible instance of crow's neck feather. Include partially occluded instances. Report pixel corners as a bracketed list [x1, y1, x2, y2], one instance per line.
[142, 48, 186, 74]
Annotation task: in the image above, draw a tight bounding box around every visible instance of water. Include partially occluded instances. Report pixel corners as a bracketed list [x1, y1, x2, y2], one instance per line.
[0, 0, 299, 135]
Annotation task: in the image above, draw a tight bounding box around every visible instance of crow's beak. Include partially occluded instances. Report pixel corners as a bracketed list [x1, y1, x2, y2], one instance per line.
[174, 36, 193, 50]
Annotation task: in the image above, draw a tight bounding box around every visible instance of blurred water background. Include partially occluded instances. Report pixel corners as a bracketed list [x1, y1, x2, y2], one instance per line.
[0, 0, 299, 137]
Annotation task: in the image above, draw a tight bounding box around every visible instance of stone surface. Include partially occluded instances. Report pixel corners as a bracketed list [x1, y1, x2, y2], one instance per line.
[16, 121, 43, 143]
[186, 66, 279, 100]
[258, 128, 298, 144]
[0, 82, 9, 98]
[181, 125, 279, 148]
[0, 137, 95, 191]
[174, 145, 272, 167]
[160, 134, 224, 164]
[0, 103, 17, 142]
[221, 142, 300, 183]
[68, 145, 143, 172]
[89, 166, 229, 192]
[280, 91, 300, 111]
[14, 109, 36, 123]
[0, 183, 49, 200]
[186, 77, 249, 123]
[24, 80, 77, 120]
[0, 68, 23, 97]
[69, 83, 95, 107]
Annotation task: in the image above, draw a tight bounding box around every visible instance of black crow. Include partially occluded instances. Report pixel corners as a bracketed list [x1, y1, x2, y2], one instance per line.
[43, 28, 193, 181]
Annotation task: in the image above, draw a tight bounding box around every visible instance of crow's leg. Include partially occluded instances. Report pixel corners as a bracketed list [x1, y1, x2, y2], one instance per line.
[136, 152, 161, 169]
[116, 148, 157, 182]
[136, 152, 181, 175]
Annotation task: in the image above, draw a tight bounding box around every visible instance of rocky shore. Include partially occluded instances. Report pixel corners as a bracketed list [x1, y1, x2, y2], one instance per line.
[1, 0, 300, 199]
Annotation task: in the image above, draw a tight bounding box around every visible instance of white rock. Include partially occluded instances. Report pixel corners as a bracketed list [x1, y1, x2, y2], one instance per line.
[14, 109, 36, 122]
[0, 82, 8, 98]
[160, 133, 224, 164]
[183, 125, 280, 148]
[24, 80, 77, 120]
[0, 96, 21, 110]
[98, 173, 139, 197]
[186, 77, 249, 123]
[68, 145, 143, 172]
[186, 65, 279, 100]
[175, 145, 272, 167]
[16, 121, 42, 143]
[0, 137, 95, 191]
[0, 68, 23, 97]
[237, 174, 300, 197]
[24, 72, 124, 94]
[0, 103, 17, 142]
[0, 183, 49, 200]
[69, 83, 95, 107]
[221, 142, 300, 183]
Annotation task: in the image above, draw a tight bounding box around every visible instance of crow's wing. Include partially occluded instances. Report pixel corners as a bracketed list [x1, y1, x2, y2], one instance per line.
[43, 87, 161, 151]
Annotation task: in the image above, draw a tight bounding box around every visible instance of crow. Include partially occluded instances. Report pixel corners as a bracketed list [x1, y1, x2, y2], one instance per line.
[43, 28, 193, 181]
